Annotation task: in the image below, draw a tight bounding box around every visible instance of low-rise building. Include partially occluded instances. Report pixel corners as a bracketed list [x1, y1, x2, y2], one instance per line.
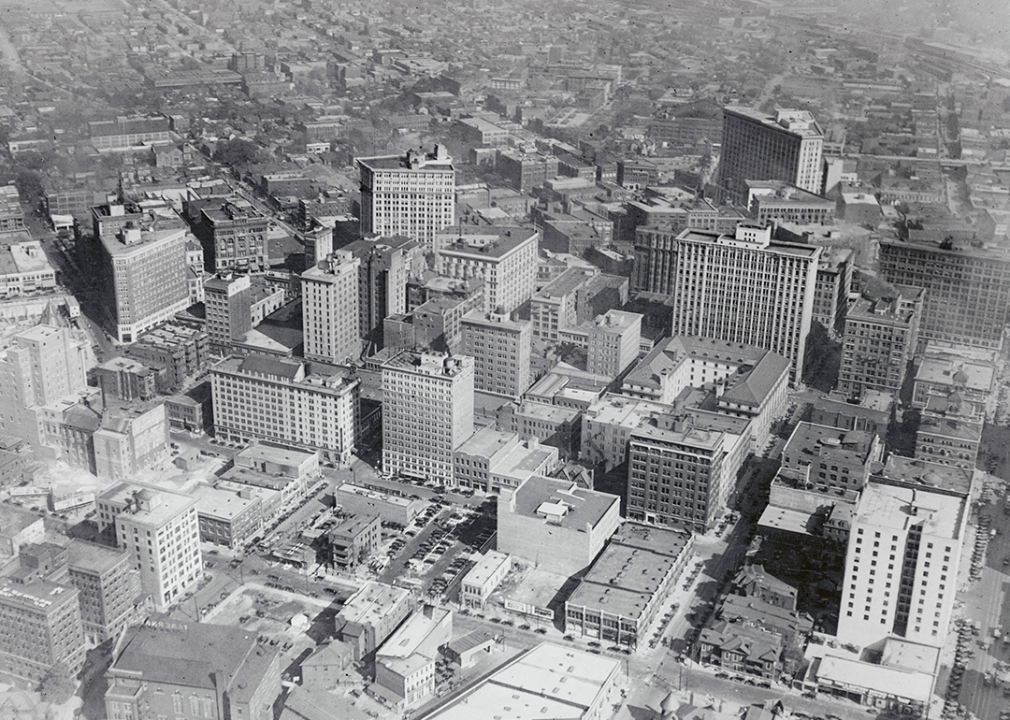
[373, 605, 452, 709]
[565, 522, 693, 648]
[332, 483, 421, 527]
[453, 427, 558, 492]
[914, 415, 982, 471]
[781, 422, 884, 494]
[811, 390, 892, 439]
[335, 581, 416, 661]
[498, 476, 620, 576]
[164, 382, 212, 432]
[104, 620, 281, 720]
[496, 401, 582, 459]
[300, 641, 353, 691]
[460, 550, 511, 610]
[328, 514, 381, 569]
[192, 483, 264, 549]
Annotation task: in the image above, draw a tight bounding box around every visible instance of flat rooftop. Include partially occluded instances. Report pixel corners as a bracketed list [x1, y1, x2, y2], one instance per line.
[425, 643, 619, 720]
[509, 476, 618, 530]
[856, 481, 964, 540]
[339, 581, 412, 628]
[456, 426, 516, 459]
[877, 455, 973, 497]
[464, 550, 510, 588]
[915, 356, 994, 393]
[236, 443, 317, 467]
[438, 228, 537, 260]
[65, 539, 129, 574]
[334, 483, 415, 509]
[816, 653, 933, 704]
[98, 483, 196, 526]
[192, 484, 259, 521]
[377, 605, 450, 660]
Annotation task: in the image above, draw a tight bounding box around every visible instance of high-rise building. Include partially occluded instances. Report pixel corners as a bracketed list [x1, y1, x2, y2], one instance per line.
[203, 273, 252, 349]
[105, 620, 281, 720]
[878, 238, 1010, 350]
[587, 310, 642, 378]
[358, 146, 454, 249]
[301, 255, 361, 364]
[96, 484, 201, 612]
[838, 284, 924, 398]
[211, 356, 360, 464]
[460, 311, 532, 399]
[0, 323, 90, 444]
[382, 352, 474, 483]
[657, 224, 820, 383]
[334, 235, 423, 347]
[838, 482, 965, 649]
[436, 228, 539, 315]
[812, 247, 854, 337]
[100, 222, 191, 344]
[64, 540, 139, 645]
[720, 107, 824, 205]
[0, 575, 85, 682]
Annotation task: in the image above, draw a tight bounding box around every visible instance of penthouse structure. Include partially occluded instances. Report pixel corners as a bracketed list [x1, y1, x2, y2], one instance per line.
[335, 581, 416, 661]
[460, 311, 532, 398]
[0, 575, 84, 682]
[301, 254, 361, 364]
[497, 476, 620, 576]
[720, 107, 824, 204]
[838, 482, 965, 649]
[878, 238, 1010, 350]
[211, 356, 360, 464]
[436, 228, 539, 315]
[96, 484, 201, 612]
[105, 621, 280, 720]
[100, 220, 190, 344]
[565, 522, 692, 647]
[656, 224, 820, 382]
[358, 146, 454, 249]
[838, 284, 924, 398]
[381, 352, 474, 482]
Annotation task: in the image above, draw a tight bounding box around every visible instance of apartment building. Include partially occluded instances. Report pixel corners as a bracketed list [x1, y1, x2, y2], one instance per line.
[301, 254, 361, 364]
[211, 356, 360, 465]
[661, 224, 820, 383]
[358, 146, 454, 250]
[838, 285, 924, 398]
[838, 482, 965, 650]
[100, 222, 191, 344]
[381, 352, 474, 483]
[460, 311, 532, 398]
[96, 484, 201, 612]
[436, 227, 539, 315]
[720, 107, 824, 204]
[878, 238, 1010, 350]
[0, 575, 85, 682]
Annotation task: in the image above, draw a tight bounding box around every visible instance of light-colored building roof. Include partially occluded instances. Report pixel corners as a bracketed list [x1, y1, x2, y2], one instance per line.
[339, 581, 412, 629]
[815, 653, 933, 703]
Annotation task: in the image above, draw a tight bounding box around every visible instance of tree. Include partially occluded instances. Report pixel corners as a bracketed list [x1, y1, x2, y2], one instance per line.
[39, 662, 76, 705]
[212, 138, 262, 167]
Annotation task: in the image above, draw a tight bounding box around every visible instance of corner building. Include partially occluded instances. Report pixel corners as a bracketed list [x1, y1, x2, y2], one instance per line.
[381, 352, 474, 483]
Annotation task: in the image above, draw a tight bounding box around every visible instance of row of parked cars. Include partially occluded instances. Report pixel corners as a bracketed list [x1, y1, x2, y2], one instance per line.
[714, 671, 773, 689]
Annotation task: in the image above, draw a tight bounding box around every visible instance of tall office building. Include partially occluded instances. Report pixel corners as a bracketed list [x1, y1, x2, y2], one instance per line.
[878, 238, 1010, 350]
[382, 352, 474, 483]
[301, 254, 361, 364]
[358, 145, 454, 249]
[662, 224, 820, 383]
[100, 222, 190, 344]
[838, 285, 923, 398]
[436, 228, 539, 315]
[96, 484, 201, 612]
[211, 356, 360, 464]
[460, 311, 532, 399]
[192, 199, 269, 272]
[0, 323, 90, 444]
[587, 310, 643, 378]
[838, 482, 965, 649]
[203, 272, 252, 349]
[720, 107, 824, 205]
[335, 235, 424, 347]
